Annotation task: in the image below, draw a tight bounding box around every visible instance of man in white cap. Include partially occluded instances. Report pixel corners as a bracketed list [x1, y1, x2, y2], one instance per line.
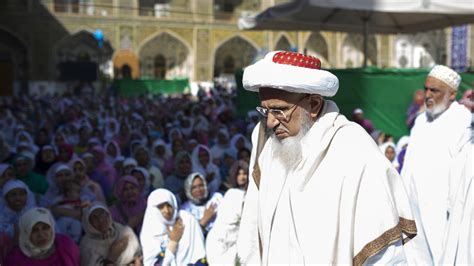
[401, 65, 472, 264]
[236, 51, 430, 265]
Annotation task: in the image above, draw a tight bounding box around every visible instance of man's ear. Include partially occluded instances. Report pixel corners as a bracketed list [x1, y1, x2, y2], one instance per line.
[308, 95, 324, 119]
[449, 88, 457, 102]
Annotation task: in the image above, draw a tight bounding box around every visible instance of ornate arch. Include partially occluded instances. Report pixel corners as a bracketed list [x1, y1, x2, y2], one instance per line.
[340, 33, 377, 68]
[274, 32, 295, 51]
[212, 35, 258, 77]
[138, 30, 193, 79]
[304, 32, 331, 68]
[112, 49, 140, 79]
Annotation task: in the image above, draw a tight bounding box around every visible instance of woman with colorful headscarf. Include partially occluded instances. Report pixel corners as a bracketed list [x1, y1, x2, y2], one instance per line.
[90, 145, 118, 198]
[80, 202, 142, 266]
[191, 145, 222, 195]
[140, 188, 206, 266]
[56, 143, 74, 164]
[109, 176, 147, 234]
[4, 207, 80, 265]
[181, 172, 223, 234]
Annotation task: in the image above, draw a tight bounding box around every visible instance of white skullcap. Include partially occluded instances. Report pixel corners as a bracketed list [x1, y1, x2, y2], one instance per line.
[243, 51, 339, 96]
[428, 65, 461, 90]
[353, 108, 363, 115]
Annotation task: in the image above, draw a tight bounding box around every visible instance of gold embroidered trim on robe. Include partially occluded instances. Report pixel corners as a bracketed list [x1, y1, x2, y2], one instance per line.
[353, 217, 417, 266]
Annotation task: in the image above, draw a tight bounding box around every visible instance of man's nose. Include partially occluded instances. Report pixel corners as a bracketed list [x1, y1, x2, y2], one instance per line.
[266, 113, 280, 130]
[425, 89, 433, 98]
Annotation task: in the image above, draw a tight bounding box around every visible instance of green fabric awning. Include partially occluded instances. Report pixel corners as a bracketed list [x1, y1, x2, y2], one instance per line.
[114, 78, 190, 96]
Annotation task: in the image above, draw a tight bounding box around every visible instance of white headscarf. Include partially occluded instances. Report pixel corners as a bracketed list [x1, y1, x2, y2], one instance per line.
[184, 172, 208, 205]
[82, 202, 114, 238]
[43, 163, 73, 206]
[14, 130, 39, 154]
[104, 118, 119, 141]
[0, 163, 12, 179]
[230, 134, 252, 154]
[191, 145, 222, 195]
[140, 188, 206, 266]
[19, 207, 56, 258]
[1, 179, 37, 227]
[80, 202, 141, 266]
[142, 189, 178, 230]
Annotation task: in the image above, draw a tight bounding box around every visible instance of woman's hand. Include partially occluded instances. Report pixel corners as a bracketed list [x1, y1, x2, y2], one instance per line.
[107, 236, 129, 262]
[168, 217, 184, 242]
[200, 203, 216, 228]
[167, 218, 184, 254]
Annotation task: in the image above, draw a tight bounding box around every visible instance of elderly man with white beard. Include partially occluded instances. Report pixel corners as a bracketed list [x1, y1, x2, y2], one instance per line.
[401, 65, 472, 264]
[236, 51, 430, 265]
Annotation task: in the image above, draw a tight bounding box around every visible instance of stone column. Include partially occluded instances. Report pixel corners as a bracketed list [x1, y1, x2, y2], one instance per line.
[194, 28, 211, 81]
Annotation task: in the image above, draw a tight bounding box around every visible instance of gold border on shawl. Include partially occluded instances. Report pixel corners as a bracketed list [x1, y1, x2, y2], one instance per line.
[353, 217, 417, 266]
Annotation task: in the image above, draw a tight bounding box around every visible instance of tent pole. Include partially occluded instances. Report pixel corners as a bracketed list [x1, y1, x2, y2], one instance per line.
[363, 17, 369, 68]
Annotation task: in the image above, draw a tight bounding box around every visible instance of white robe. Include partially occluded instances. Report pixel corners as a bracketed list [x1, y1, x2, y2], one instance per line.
[440, 143, 473, 264]
[402, 101, 472, 263]
[141, 189, 206, 266]
[238, 100, 424, 265]
[205, 189, 245, 265]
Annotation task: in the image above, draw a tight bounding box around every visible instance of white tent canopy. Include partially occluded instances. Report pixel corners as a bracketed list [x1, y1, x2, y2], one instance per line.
[238, 0, 474, 66]
[239, 0, 474, 33]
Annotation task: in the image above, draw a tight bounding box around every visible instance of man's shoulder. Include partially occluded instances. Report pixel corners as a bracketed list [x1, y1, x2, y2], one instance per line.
[450, 101, 471, 122]
[328, 121, 381, 158]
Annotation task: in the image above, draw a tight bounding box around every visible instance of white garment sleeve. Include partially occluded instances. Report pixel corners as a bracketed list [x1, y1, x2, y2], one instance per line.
[236, 123, 261, 265]
[163, 248, 177, 266]
[141, 234, 165, 266]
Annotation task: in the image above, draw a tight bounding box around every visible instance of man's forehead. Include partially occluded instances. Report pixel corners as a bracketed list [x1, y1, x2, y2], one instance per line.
[425, 76, 452, 91]
[259, 87, 303, 102]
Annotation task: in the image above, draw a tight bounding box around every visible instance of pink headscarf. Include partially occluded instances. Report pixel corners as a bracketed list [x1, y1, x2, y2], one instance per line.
[90, 145, 117, 197]
[109, 176, 146, 233]
[113, 175, 147, 216]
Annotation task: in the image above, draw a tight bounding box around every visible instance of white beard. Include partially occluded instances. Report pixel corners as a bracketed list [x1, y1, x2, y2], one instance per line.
[270, 110, 312, 170]
[425, 93, 450, 120]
